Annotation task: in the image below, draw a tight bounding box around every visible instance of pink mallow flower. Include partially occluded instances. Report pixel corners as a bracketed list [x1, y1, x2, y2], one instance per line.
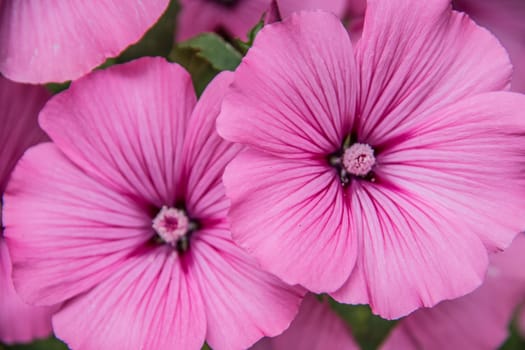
[251, 294, 359, 350]
[217, 2, 525, 319]
[176, 0, 348, 41]
[0, 1, 169, 84]
[0, 75, 56, 343]
[346, 0, 525, 93]
[3, 57, 303, 350]
[380, 234, 525, 350]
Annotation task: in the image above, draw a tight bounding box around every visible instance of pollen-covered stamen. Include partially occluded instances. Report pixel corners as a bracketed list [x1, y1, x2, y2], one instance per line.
[152, 206, 190, 246]
[342, 143, 376, 177]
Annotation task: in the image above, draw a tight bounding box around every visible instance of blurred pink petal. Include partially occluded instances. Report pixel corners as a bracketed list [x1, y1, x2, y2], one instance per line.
[252, 294, 359, 350]
[177, 0, 350, 41]
[0, 76, 55, 344]
[278, 0, 347, 18]
[218, 4, 525, 319]
[381, 234, 525, 350]
[0, 0, 169, 83]
[4, 58, 303, 350]
[453, 0, 525, 92]
[0, 241, 57, 344]
[0, 76, 49, 193]
[177, 0, 271, 41]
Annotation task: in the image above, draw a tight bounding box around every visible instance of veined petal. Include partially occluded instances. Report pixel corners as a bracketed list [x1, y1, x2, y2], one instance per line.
[224, 149, 356, 292]
[183, 72, 243, 221]
[4, 143, 152, 305]
[332, 181, 488, 319]
[218, 11, 357, 159]
[357, 0, 512, 146]
[380, 234, 525, 350]
[252, 294, 359, 350]
[379, 92, 525, 252]
[53, 250, 206, 350]
[40, 58, 195, 207]
[0, 0, 169, 83]
[192, 227, 304, 350]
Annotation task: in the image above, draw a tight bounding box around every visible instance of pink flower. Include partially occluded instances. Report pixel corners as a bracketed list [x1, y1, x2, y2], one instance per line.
[453, 0, 525, 93]
[344, 0, 525, 93]
[3, 58, 303, 350]
[217, 2, 525, 319]
[0, 1, 169, 84]
[380, 234, 525, 350]
[176, 0, 348, 41]
[251, 294, 359, 350]
[0, 76, 56, 343]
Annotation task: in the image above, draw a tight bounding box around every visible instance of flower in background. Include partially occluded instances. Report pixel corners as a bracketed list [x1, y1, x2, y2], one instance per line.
[0, 76, 56, 344]
[176, 0, 348, 41]
[0, 1, 169, 84]
[3, 58, 303, 350]
[252, 294, 359, 350]
[217, 1, 525, 319]
[346, 0, 525, 92]
[380, 234, 525, 350]
[453, 0, 525, 93]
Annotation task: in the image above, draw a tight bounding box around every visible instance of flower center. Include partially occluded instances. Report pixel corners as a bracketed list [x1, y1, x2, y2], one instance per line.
[152, 206, 190, 246]
[342, 143, 376, 176]
[328, 135, 377, 186]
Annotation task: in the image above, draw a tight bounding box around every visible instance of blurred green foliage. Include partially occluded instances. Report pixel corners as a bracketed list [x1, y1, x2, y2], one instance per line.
[328, 298, 397, 350]
[2, 337, 67, 350]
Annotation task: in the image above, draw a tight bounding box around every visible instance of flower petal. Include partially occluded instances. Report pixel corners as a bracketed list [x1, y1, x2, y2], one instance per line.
[182, 72, 243, 221]
[252, 294, 359, 350]
[332, 92, 525, 318]
[380, 234, 525, 350]
[217, 11, 357, 159]
[224, 149, 356, 293]
[53, 250, 206, 350]
[177, 0, 270, 41]
[0, 240, 56, 344]
[357, 0, 512, 146]
[4, 143, 152, 305]
[0, 0, 169, 83]
[0, 76, 49, 194]
[453, 0, 525, 93]
[332, 181, 489, 319]
[192, 226, 304, 350]
[40, 57, 195, 207]
[379, 92, 525, 252]
[277, 0, 348, 18]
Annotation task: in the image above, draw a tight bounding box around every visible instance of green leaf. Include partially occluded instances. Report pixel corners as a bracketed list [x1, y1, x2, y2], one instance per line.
[168, 33, 242, 96]
[175, 33, 242, 71]
[233, 16, 265, 55]
[3, 337, 68, 350]
[328, 298, 397, 350]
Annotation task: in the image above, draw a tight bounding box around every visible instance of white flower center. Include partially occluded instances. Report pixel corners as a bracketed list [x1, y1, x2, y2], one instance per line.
[152, 206, 189, 245]
[342, 143, 376, 177]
